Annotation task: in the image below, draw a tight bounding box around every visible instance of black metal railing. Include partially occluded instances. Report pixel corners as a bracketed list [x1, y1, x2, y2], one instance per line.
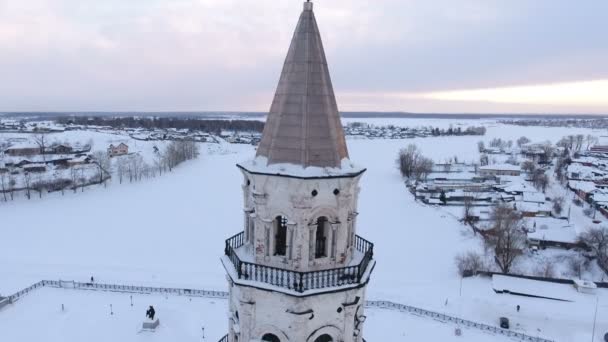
[224, 232, 374, 293]
[217, 334, 228, 342]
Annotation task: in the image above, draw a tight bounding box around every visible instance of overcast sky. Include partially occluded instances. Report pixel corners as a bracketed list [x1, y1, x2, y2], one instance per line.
[1, 0, 607, 114]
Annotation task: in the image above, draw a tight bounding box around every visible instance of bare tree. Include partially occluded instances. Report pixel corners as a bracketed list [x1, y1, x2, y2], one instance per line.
[116, 157, 127, 184]
[535, 260, 556, 278]
[33, 133, 48, 162]
[396, 144, 421, 178]
[568, 255, 589, 279]
[463, 193, 475, 224]
[517, 136, 531, 148]
[8, 175, 15, 200]
[575, 134, 584, 151]
[477, 141, 485, 152]
[23, 172, 32, 199]
[532, 172, 550, 193]
[0, 172, 7, 202]
[521, 160, 537, 174]
[579, 227, 608, 269]
[585, 135, 599, 150]
[414, 157, 434, 181]
[552, 196, 565, 215]
[70, 167, 79, 193]
[92, 151, 112, 185]
[455, 251, 485, 276]
[485, 205, 526, 274]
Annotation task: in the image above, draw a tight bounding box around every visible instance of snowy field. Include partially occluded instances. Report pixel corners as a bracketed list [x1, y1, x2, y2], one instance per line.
[0, 287, 518, 342]
[1, 118, 607, 341]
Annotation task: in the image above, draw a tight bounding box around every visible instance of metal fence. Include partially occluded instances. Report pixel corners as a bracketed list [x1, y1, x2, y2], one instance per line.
[4, 280, 554, 342]
[366, 300, 554, 342]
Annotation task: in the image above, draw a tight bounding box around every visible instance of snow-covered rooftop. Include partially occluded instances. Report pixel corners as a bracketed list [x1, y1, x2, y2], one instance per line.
[238, 156, 365, 178]
[479, 163, 521, 172]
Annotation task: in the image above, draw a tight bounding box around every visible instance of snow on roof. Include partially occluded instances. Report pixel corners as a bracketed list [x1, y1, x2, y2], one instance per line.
[568, 180, 598, 193]
[514, 200, 551, 213]
[525, 217, 578, 244]
[523, 192, 546, 203]
[238, 156, 365, 179]
[571, 156, 599, 165]
[502, 180, 535, 193]
[23, 163, 45, 168]
[573, 279, 597, 289]
[479, 163, 521, 172]
[5, 141, 39, 150]
[567, 164, 605, 179]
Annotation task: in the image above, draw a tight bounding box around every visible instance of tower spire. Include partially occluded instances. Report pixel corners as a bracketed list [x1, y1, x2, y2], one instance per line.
[255, 1, 349, 169]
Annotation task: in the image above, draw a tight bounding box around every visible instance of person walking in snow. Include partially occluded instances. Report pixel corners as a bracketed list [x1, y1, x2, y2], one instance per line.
[516, 305, 520, 312]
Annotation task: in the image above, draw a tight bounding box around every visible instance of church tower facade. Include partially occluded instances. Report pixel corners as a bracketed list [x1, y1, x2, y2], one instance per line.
[220, 2, 375, 342]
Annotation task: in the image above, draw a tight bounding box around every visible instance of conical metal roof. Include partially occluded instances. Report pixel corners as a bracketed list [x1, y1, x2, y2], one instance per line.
[256, 1, 349, 169]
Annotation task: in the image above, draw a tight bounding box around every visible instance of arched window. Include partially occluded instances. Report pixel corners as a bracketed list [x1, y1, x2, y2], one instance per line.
[262, 333, 281, 342]
[315, 216, 328, 258]
[314, 334, 333, 342]
[274, 216, 287, 256]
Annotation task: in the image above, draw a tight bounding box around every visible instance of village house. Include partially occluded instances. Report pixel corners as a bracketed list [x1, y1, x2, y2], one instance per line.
[479, 163, 522, 177]
[22, 163, 46, 173]
[67, 155, 91, 166]
[3, 142, 41, 156]
[48, 144, 73, 154]
[107, 143, 129, 157]
[524, 217, 581, 250]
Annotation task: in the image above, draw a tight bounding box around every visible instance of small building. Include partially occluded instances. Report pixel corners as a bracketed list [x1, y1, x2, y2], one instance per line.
[479, 164, 521, 177]
[22, 163, 46, 173]
[4, 143, 41, 156]
[515, 201, 552, 217]
[108, 143, 129, 157]
[524, 217, 579, 249]
[573, 279, 597, 294]
[67, 155, 91, 166]
[49, 144, 73, 154]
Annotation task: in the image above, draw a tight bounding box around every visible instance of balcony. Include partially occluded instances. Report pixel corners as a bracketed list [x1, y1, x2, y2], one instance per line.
[224, 232, 374, 293]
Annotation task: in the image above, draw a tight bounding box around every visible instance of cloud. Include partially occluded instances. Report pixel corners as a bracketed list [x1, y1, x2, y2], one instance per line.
[0, 0, 606, 113]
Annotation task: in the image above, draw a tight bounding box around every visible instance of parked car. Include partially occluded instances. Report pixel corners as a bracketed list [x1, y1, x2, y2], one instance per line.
[499, 317, 509, 329]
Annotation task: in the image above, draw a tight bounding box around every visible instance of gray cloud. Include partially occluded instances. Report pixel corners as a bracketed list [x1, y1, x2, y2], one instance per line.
[0, 0, 606, 113]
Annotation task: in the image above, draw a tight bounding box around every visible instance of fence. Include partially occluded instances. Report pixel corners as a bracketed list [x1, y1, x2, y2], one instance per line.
[225, 232, 374, 293]
[4, 279, 554, 342]
[366, 300, 554, 342]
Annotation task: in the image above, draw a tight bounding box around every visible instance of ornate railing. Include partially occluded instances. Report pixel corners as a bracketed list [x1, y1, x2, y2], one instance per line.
[217, 334, 228, 342]
[224, 232, 374, 293]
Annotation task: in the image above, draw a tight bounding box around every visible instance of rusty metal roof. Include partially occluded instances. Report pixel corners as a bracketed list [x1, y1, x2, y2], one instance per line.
[256, 1, 349, 168]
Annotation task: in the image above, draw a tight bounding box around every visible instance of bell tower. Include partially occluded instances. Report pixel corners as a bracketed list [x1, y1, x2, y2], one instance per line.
[220, 2, 375, 341]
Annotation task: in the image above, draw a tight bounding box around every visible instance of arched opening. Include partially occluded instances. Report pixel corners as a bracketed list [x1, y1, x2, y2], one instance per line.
[274, 216, 287, 256]
[315, 216, 328, 258]
[314, 334, 333, 342]
[262, 333, 281, 342]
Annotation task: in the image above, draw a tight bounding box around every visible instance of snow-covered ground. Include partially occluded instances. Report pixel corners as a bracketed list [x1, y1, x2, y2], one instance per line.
[0, 118, 606, 341]
[0, 287, 519, 342]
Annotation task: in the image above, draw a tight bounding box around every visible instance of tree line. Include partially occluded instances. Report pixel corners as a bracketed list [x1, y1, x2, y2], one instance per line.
[56, 116, 265, 134]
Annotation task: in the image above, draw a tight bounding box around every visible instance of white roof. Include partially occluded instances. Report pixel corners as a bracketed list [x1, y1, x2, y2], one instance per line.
[523, 192, 546, 203]
[238, 156, 365, 179]
[569, 180, 598, 193]
[479, 163, 521, 172]
[515, 201, 551, 213]
[525, 217, 578, 244]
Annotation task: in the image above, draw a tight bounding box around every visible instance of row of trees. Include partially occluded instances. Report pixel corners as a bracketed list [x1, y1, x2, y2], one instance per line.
[396, 144, 434, 181]
[0, 141, 200, 202]
[556, 134, 599, 154]
[56, 116, 265, 134]
[428, 126, 486, 136]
